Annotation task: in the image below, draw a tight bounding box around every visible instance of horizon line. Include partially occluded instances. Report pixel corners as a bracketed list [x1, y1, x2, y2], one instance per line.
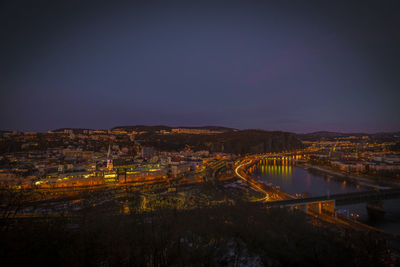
[1, 125, 399, 135]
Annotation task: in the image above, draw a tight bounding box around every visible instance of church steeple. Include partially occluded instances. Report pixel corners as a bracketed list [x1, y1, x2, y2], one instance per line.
[106, 144, 113, 170]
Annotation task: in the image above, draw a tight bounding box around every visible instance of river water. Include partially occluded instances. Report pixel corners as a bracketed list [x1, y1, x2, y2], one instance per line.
[251, 163, 400, 235]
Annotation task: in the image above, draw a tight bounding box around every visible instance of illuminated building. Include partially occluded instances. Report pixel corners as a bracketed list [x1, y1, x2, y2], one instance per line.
[103, 170, 118, 183]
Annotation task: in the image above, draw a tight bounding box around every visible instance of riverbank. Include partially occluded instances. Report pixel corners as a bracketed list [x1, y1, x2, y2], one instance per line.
[301, 164, 398, 190]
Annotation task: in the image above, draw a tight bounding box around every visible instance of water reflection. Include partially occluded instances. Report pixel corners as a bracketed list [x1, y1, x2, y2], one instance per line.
[252, 163, 366, 197]
[260, 164, 292, 178]
[252, 162, 400, 235]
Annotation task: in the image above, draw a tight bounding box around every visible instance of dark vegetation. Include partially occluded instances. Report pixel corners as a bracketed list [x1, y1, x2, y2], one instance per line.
[0, 179, 395, 266]
[142, 130, 302, 154]
[0, 202, 392, 267]
[0, 129, 301, 155]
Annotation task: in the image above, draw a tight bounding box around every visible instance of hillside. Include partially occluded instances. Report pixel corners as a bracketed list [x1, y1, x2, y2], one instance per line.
[298, 131, 400, 142]
[112, 125, 236, 133]
[142, 129, 302, 154]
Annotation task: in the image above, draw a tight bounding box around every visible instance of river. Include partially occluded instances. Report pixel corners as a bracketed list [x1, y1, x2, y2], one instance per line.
[251, 163, 400, 235]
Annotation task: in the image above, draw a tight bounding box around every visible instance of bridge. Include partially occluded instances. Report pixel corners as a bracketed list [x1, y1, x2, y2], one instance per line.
[235, 155, 400, 239]
[235, 156, 400, 216]
[260, 188, 400, 215]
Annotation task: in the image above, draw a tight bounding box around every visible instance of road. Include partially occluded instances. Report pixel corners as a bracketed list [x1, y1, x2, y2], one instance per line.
[234, 158, 288, 201]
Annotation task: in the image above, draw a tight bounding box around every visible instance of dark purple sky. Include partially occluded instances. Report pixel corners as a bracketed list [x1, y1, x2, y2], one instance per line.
[1, 0, 399, 133]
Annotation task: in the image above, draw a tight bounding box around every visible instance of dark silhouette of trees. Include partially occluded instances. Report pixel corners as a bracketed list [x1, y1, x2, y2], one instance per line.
[143, 130, 302, 154]
[0, 202, 393, 266]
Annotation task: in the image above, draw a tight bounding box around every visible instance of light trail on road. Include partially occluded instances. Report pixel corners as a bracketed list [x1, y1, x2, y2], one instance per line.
[234, 159, 271, 200]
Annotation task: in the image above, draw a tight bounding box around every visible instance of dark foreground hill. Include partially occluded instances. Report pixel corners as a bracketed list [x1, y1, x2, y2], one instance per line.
[0, 203, 392, 266]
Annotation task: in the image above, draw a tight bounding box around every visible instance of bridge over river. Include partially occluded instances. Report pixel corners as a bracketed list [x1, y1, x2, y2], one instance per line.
[259, 188, 400, 215]
[263, 188, 400, 207]
[236, 155, 400, 239]
[236, 156, 400, 218]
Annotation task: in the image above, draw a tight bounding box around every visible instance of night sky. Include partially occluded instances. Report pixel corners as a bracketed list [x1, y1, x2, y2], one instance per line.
[1, 0, 399, 133]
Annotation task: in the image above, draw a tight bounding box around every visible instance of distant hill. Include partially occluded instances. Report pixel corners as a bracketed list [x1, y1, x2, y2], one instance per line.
[52, 128, 94, 133]
[298, 131, 400, 141]
[177, 126, 236, 132]
[52, 126, 300, 153]
[112, 125, 171, 132]
[143, 129, 302, 153]
[297, 131, 358, 140]
[112, 125, 236, 133]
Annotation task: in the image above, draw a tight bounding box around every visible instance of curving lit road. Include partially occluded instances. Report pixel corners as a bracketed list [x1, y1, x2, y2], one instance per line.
[234, 156, 297, 201]
[234, 159, 271, 200]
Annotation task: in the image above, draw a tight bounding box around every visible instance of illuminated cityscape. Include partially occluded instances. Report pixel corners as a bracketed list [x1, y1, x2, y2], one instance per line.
[1, 0, 400, 266]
